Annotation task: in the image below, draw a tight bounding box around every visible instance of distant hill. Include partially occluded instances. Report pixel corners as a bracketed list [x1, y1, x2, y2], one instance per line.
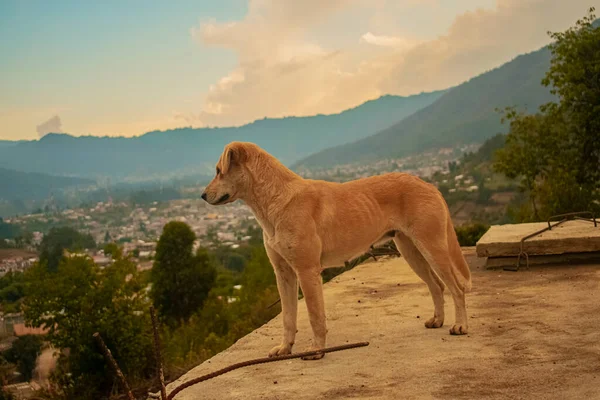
[0, 168, 93, 202]
[0, 92, 444, 182]
[294, 46, 556, 169]
[0, 140, 21, 148]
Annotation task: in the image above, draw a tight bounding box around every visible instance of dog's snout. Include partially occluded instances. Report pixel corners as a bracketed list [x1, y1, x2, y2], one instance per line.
[201, 192, 207, 201]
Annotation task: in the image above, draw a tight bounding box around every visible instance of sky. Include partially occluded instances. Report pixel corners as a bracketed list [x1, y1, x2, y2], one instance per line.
[1, 0, 599, 141]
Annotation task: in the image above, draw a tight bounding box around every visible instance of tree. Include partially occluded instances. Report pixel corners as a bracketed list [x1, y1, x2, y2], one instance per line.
[151, 222, 217, 325]
[3, 335, 43, 381]
[39, 227, 96, 272]
[542, 8, 600, 187]
[494, 9, 600, 220]
[14, 230, 33, 249]
[23, 253, 153, 398]
[102, 243, 122, 262]
[0, 271, 26, 312]
[455, 223, 490, 246]
[494, 109, 553, 220]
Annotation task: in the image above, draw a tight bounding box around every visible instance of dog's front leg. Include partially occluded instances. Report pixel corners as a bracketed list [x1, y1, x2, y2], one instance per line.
[297, 269, 327, 360]
[266, 246, 298, 357]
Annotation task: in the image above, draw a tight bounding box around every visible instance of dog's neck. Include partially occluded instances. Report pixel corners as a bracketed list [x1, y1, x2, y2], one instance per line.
[241, 152, 301, 237]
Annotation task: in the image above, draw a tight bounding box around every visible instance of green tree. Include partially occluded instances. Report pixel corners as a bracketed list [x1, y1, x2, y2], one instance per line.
[39, 227, 96, 272]
[151, 222, 217, 325]
[102, 242, 121, 258]
[494, 110, 551, 220]
[542, 8, 600, 187]
[3, 335, 43, 381]
[23, 253, 153, 399]
[0, 272, 25, 303]
[455, 223, 490, 246]
[495, 9, 600, 220]
[159, 241, 279, 377]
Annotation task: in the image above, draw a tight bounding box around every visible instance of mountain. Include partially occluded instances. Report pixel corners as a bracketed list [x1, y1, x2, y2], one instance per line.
[294, 46, 556, 169]
[0, 168, 93, 202]
[0, 140, 21, 148]
[0, 91, 444, 182]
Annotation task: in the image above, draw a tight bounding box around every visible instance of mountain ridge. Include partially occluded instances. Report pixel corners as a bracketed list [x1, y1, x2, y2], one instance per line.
[294, 46, 556, 169]
[0, 91, 445, 181]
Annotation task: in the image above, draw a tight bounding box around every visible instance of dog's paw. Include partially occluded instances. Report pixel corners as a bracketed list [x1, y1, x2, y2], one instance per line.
[268, 343, 293, 357]
[449, 324, 468, 335]
[300, 346, 325, 361]
[424, 316, 444, 329]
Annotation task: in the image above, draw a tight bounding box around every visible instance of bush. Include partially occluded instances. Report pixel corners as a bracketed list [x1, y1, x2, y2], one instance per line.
[455, 223, 490, 246]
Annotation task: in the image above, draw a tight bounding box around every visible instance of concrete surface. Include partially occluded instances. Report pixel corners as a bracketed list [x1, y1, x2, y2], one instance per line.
[477, 220, 600, 257]
[161, 249, 600, 400]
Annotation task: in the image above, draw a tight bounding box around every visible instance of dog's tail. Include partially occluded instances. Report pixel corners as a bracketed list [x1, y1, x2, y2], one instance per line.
[446, 214, 472, 293]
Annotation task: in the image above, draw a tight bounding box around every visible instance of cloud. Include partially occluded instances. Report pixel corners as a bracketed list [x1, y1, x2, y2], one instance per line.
[36, 115, 63, 138]
[360, 32, 421, 49]
[191, 0, 600, 127]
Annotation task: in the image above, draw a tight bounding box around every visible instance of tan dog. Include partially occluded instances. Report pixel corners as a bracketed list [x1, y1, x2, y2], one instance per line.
[202, 142, 472, 360]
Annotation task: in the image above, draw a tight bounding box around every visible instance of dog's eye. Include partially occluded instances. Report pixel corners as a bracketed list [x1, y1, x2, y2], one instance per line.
[216, 167, 221, 175]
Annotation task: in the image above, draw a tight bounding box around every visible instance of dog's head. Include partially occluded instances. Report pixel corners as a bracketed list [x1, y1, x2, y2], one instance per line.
[201, 142, 252, 206]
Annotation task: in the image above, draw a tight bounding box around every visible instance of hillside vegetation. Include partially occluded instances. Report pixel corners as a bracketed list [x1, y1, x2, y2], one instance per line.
[295, 46, 556, 169]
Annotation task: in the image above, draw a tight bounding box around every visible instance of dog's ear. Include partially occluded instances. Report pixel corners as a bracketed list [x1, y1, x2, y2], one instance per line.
[221, 142, 248, 174]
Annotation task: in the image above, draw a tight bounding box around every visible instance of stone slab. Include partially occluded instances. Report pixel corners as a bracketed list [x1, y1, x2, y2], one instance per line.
[484, 251, 600, 270]
[476, 220, 600, 258]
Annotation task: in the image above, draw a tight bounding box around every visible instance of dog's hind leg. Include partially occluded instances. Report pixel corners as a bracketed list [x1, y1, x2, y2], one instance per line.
[408, 224, 469, 335]
[394, 232, 445, 329]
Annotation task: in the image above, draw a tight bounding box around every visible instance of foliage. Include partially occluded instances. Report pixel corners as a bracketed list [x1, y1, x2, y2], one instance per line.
[3, 335, 43, 381]
[14, 230, 33, 249]
[102, 242, 121, 258]
[212, 244, 253, 273]
[39, 226, 96, 272]
[455, 223, 490, 246]
[23, 252, 153, 399]
[461, 134, 506, 165]
[160, 244, 279, 373]
[151, 222, 217, 326]
[0, 272, 26, 313]
[494, 9, 600, 221]
[542, 9, 600, 187]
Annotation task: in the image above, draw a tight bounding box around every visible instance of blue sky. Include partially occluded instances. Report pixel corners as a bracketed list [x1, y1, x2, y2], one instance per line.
[1, 0, 597, 140]
[0, 0, 246, 138]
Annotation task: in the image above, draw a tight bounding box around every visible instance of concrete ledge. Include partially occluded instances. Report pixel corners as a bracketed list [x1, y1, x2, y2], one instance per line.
[155, 255, 600, 400]
[476, 220, 600, 258]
